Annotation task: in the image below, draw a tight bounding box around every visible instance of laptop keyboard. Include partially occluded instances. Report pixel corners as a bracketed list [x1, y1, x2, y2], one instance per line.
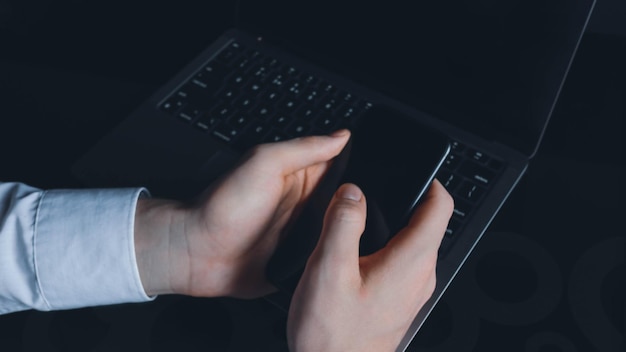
[158, 40, 504, 257]
[160, 41, 372, 152]
[436, 141, 504, 255]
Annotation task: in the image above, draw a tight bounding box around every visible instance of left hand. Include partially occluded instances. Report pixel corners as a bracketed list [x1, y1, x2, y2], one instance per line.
[286, 181, 453, 352]
[133, 130, 351, 298]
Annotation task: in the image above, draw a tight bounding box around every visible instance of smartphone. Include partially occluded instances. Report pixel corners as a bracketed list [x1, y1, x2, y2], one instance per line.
[266, 105, 450, 296]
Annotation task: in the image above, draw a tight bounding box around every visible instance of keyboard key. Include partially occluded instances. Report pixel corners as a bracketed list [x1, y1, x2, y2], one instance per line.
[303, 74, 318, 87]
[253, 105, 272, 120]
[234, 56, 252, 71]
[288, 122, 311, 137]
[251, 65, 271, 81]
[457, 161, 497, 186]
[281, 65, 300, 77]
[337, 105, 357, 120]
[444, 153, 461, 170]
[437, 170, 461, 191]
[234, 97, 255, 111]
[451, 198, 471, 220]
[270, 73, 286, 87]
[215, 42, 242, 65]
[244, 49, 262, 61]
[320, 83, 336, 95]
[218, 88, 237, 101]
[235, 121, 269, 150]
[295, 106, 319, 120]
[264, 130, 289, 143]
[262, 57, 281, 69]
[211, 104, 234, 119]
[320, 97, 339, 112]
[336, 91, 354, 104]
[228, 114, 253, 129]
[445, 218, 463, 238]
[271, 113, 293, 129]
[195, 115, 221, 131]
[457, 181, 486, 202]
[262, 90, 282, 103]
[175, 84, 214, 110]
[279, 99, 298, 112]
[245, 82, 263, 95]
[160, 97, 186, 114]
[230, 74, 249, 87]
[287, 82, 303, 96]
[177, 106, 202, 123]
[316, 114, 340, 131]
[195, 62, 228, 92]
[303, 87, 321, 103]
[451, 140, 466, 153]
[467, 149, 489, 164]
[212, 124, 239, 143]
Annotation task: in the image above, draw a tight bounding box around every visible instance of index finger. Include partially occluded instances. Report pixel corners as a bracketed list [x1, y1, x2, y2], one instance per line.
[249, 130, 351, 175]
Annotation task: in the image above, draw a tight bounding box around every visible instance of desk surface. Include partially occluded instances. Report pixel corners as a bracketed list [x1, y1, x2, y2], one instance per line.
[0, 3, 623, 351]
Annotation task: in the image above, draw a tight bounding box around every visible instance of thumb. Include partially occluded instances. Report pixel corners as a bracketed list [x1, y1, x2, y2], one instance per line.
[313, 183, 367, 270]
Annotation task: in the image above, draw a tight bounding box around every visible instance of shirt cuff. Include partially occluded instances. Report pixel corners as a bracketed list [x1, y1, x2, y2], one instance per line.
[34, 187, 153, 311]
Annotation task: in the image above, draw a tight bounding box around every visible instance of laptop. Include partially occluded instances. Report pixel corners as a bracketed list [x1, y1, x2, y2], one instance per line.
[71, 0, 596, 350]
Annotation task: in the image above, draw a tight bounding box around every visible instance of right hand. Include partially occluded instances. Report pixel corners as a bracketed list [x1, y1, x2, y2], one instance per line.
[287, 180, 454, 352]
[133, 131, 351, 299]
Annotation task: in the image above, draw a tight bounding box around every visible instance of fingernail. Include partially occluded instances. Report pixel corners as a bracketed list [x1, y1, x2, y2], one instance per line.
[338, 184, 362, 201]
[330, 129, 349, 138]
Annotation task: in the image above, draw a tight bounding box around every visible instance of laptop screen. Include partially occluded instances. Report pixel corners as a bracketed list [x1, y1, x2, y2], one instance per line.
[236, 0, 595, 157]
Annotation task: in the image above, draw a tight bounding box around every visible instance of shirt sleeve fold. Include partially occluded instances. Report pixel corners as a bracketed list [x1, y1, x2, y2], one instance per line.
[0, 182, 152, 314]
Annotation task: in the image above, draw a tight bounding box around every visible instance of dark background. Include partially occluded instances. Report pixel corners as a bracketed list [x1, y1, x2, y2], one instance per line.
[0, 1, 623, 351]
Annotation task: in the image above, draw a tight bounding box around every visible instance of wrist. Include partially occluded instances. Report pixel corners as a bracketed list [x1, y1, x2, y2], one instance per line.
[134, 198, 188, 296]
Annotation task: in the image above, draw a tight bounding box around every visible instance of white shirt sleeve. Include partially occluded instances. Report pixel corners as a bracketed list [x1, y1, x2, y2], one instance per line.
[0, 182, 153, 315]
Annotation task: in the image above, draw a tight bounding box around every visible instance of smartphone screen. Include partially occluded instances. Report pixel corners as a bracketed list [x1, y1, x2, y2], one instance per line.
[342, 106, 451, 255]
[267, 105, 450, 294]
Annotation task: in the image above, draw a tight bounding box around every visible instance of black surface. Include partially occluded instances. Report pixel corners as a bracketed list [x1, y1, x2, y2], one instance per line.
[0, 1, 623, 351]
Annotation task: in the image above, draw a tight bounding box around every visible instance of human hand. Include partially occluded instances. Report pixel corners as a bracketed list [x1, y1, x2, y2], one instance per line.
[133, 130, 351, 298]
[287, 181, 454, 352]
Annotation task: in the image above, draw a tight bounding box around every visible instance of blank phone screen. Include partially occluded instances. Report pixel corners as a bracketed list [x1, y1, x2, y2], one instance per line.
[341, 107, 450, 254]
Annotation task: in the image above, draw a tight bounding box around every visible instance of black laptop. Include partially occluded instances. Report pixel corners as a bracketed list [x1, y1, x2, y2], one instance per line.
[71, 1, 596, 350]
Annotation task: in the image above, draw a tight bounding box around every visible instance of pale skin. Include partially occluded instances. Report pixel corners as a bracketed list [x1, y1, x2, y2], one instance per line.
[134, 130, 454, 352]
